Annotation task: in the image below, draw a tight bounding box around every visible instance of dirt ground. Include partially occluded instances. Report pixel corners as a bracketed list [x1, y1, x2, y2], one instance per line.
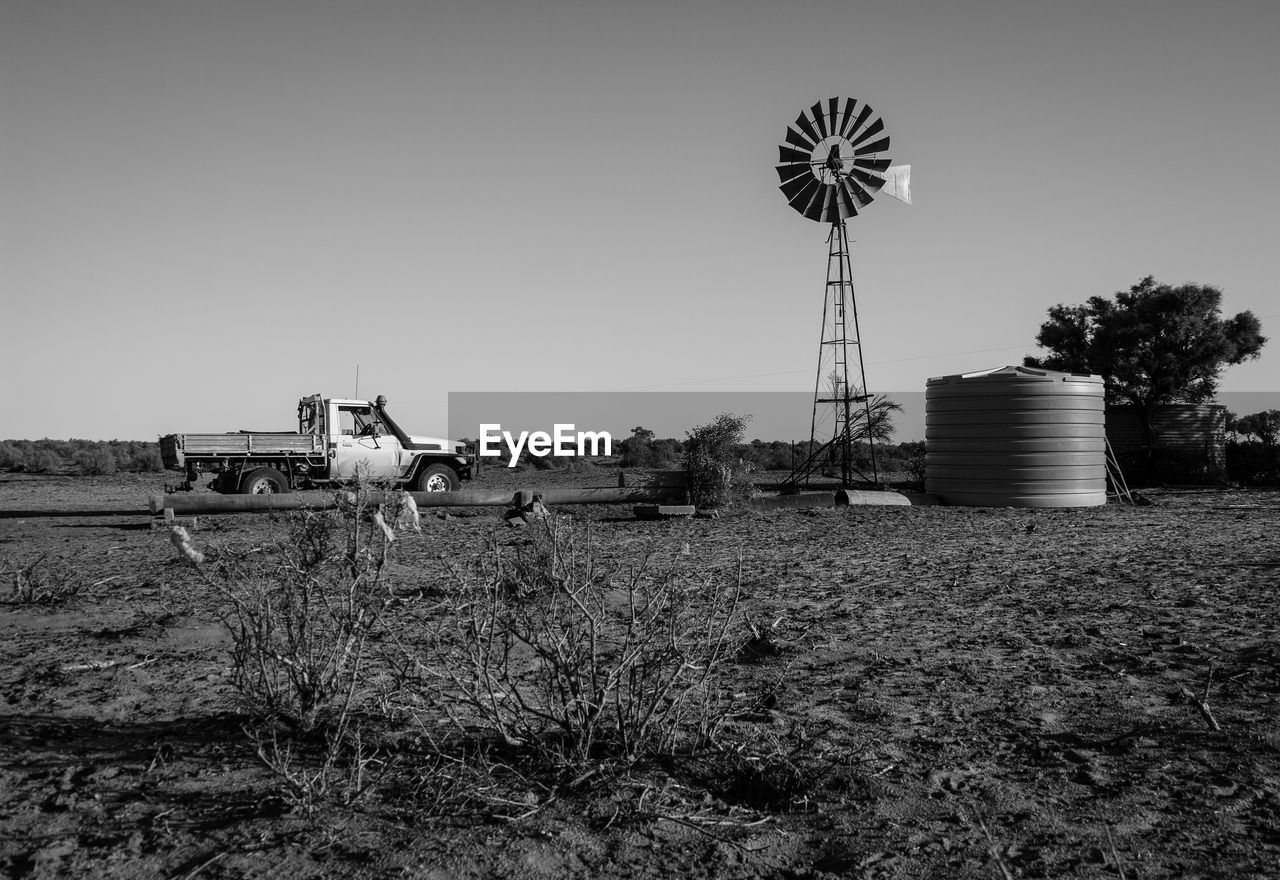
[1, 469, 1278, 879]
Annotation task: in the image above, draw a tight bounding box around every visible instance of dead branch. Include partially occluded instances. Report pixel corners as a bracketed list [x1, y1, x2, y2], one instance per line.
[1100, 815, 1128, 880]
[970, 805, 1015, 880]
[60, 659, 122, 673]
[1180, 686, 1222, 731]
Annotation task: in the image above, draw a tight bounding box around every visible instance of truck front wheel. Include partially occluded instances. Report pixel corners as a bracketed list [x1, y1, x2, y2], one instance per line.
[416, 464, 459, 493]
[240, 467, 290, 495]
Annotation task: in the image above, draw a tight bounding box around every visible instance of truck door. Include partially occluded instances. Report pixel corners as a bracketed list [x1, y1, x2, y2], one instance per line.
[330, 404, 401, 481]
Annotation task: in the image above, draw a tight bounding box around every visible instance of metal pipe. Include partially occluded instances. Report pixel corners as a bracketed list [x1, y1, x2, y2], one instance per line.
[833, 489, 911, 506]
[525, 487, 687, 506]
[149, 493, 342, 516]
[616, 470, 687, 488]
[149, 485, 688, 516]
[748, 492, 838, 511]
[833, 489, 940, 506]
[0, 506, 150, 519]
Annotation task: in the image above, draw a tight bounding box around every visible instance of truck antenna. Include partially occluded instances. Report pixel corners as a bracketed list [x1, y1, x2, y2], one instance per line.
[354, 364, 359, 398]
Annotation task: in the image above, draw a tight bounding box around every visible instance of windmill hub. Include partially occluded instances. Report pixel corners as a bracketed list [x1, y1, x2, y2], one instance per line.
[824, 145, 841, 169]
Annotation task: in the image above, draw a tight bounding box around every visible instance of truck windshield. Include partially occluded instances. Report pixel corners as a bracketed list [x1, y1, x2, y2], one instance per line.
[337, 405, 388, 437]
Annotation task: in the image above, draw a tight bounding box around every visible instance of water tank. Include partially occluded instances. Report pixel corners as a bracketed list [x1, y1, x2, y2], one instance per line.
[925, 365, 1106, 507]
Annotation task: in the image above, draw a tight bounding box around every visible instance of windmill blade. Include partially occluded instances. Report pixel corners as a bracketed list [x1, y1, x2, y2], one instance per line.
[794, 112, 821, 146]
[853, 135, 891, 155]
[849, 168, 886, 193]
[852, 156, 891, 173]
[837, 97, 858, 138]
[784, 126, 815, 151]
[778, 144, 811, 164]
[808, 102, 829, 140]
[810, 102, 829, 139]
[820, 184, 843, 223]
[842, 176, 875, 208]
[834, 180, 858, 219]
[827, 98, 841, 139]
[849, 117, 885, 148]
[801, 183, 828, 221]
[815, 185, 833, 223]
[783, 174, 821, 207]
[841, 103, 873, 139]
[776, 163, 811, 184]
[780, 174, 819, 204]
[881, 164, 911, 204]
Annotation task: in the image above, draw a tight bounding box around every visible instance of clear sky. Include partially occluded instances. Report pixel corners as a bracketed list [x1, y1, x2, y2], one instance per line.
[3, 0, 1277, 442]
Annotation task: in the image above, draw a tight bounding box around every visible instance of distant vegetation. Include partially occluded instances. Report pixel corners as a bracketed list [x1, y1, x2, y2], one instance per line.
[0, 439, 163, 474]
[1025, 275, 1266, 448]
[472, 424, 926, 486]
[3, 431, 930, 484]
[1226, 409, 1280, 486]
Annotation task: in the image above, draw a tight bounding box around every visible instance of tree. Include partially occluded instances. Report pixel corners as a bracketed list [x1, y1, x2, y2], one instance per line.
[684, 413, 752, 509]
[853, 393, 902, 445]
[1234, 410, 1280, 446]
[620, 426, 657, 467]
[1025, 276, 1266, 444]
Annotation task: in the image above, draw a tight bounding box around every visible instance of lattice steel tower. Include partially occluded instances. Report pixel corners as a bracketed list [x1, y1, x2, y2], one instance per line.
[773, 97, 910, 487]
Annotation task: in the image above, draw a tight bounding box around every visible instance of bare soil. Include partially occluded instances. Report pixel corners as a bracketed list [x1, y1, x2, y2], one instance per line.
[1, 469, 1278, 879]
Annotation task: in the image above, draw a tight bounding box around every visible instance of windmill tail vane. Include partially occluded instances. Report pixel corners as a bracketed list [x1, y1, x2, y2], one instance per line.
[882, 165, 911, 205]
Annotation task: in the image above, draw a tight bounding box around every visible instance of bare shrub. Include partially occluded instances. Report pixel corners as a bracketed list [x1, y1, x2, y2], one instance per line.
[194, 488, 398, 733]
[402, 517, 745, 767]
[250, 721, 392, 819]
[6, 553, 81, 605]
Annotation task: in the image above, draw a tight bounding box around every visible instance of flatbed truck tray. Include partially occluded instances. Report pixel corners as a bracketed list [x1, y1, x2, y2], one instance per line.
[160, 433, 324, 469]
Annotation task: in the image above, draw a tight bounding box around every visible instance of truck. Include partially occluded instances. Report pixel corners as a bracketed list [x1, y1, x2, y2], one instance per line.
[160, 394, 476, 494]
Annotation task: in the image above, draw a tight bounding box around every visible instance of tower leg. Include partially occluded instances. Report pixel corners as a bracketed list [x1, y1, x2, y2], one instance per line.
[785, 221, 879, 489]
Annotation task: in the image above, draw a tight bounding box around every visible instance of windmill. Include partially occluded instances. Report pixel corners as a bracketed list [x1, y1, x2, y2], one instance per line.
[776, 96, 910, 488]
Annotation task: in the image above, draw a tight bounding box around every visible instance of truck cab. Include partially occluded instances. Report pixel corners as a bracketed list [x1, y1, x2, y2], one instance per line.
[304, 394, 469, 489]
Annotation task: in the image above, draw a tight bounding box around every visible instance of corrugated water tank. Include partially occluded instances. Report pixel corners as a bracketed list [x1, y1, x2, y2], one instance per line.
[925, 366, 1106, 507]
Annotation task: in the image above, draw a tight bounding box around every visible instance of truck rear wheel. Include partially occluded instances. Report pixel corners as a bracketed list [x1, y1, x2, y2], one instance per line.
[416, 464, 459, 493]
[241, 467, 290, 495]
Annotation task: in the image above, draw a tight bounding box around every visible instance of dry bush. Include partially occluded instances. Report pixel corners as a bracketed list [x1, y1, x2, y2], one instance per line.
[250, 721, 393, 819]
[6, 553, 81, 605]
[194, 489, 399, 733]
[399, 517, 746, 768]
[169, 483, 421, 816]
